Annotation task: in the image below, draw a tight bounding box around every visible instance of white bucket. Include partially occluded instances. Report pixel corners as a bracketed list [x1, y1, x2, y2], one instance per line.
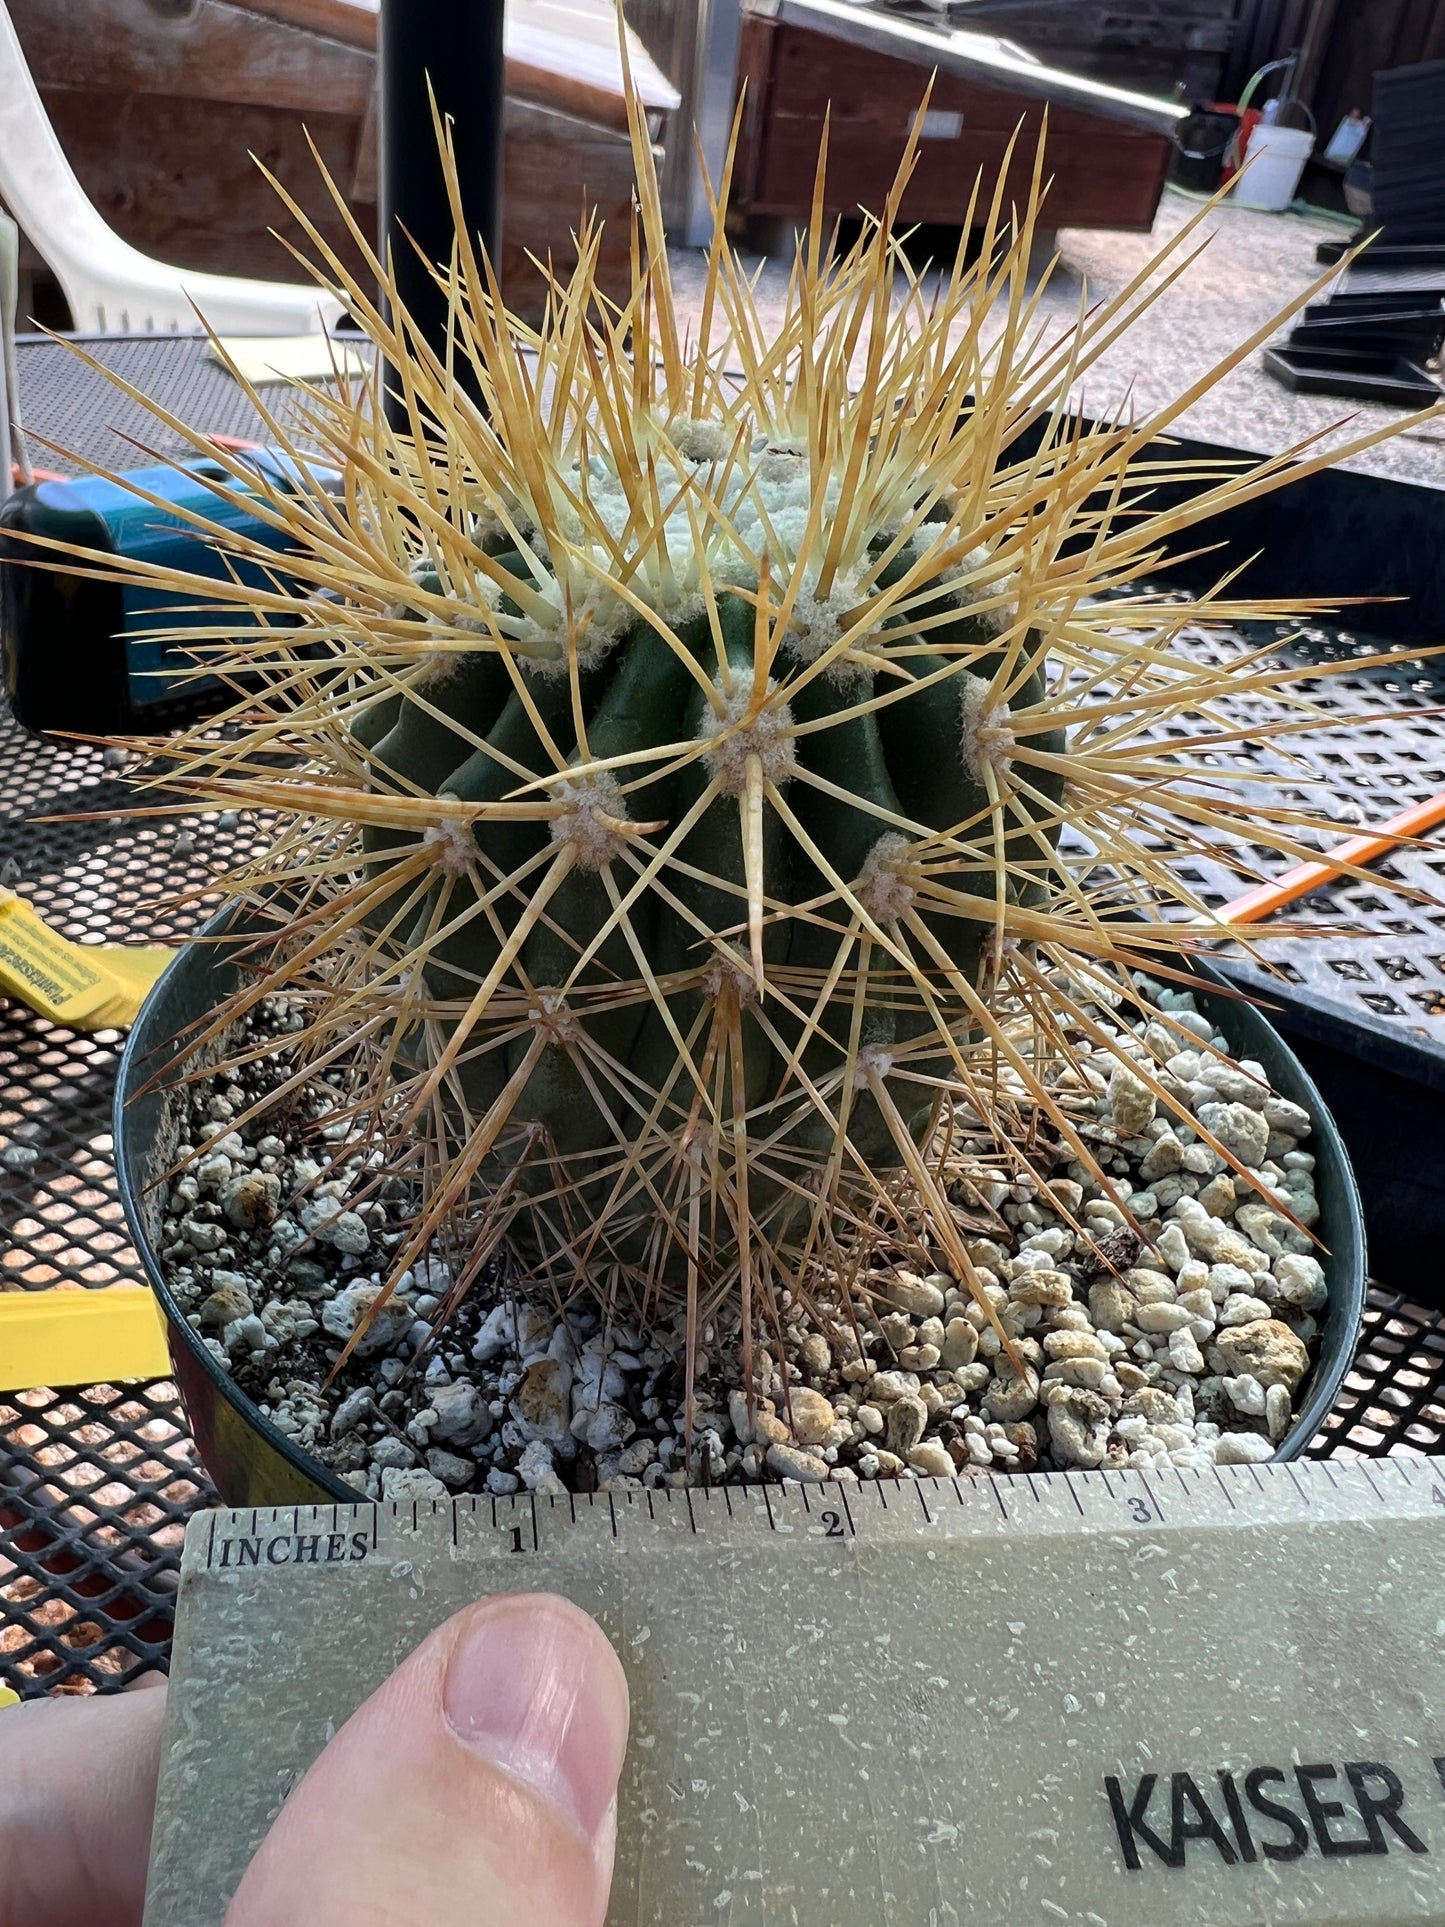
[1232, 123, 1314, 211]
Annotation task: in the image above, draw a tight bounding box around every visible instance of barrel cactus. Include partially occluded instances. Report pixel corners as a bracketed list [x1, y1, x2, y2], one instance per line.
[68, 95, 1413, 1368]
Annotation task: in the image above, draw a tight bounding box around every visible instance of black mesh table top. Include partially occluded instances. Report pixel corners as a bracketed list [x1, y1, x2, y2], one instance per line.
[11, 329, 366, 479]
[4, 335, 1445, 1698]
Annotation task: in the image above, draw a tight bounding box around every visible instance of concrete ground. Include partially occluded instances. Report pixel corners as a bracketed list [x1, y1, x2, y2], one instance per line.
[670, 187, 1445, 490]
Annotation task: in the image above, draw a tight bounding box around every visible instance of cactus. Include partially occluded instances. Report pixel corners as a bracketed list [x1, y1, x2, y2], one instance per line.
[66, 83, 1422, 1375]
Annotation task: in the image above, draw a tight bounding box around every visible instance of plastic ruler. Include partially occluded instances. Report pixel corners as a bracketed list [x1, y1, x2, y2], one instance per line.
[144, 1459, 1445, 1925]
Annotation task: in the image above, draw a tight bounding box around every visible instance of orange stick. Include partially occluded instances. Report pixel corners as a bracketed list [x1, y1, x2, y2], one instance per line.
[1219, 790, 1445, 925]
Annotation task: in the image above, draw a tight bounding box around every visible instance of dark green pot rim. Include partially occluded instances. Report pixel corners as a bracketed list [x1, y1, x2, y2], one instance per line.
[115, 904, 1366, 1503]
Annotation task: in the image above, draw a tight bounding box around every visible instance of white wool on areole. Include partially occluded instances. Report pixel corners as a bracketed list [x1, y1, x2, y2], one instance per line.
[777, 562, 870, 679]
[422, 805, 478, 878]
[938, 544, 1021, 634]
[697, 680, 799, 794]
[549, 772, 634, 870]
[855, 833, 917, 926]
[960, 673, 1017, 784]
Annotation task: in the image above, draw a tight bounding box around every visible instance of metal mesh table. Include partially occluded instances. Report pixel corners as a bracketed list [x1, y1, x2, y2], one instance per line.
[4, 336, 1445, 1698]
[0, 705, 268, 1693]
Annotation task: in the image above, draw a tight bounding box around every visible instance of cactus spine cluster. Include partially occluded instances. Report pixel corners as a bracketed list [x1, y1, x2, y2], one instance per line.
[78, 79, 1416, 1367]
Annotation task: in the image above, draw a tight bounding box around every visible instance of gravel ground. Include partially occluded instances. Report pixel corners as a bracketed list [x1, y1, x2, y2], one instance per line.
[155, 965, 1329, 1502]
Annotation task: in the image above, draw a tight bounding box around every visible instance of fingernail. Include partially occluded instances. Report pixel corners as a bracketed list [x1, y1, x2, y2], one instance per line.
[443, 1595, 626, 1844]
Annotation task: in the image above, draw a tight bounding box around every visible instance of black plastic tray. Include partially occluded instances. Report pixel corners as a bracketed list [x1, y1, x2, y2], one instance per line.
[1261, 344, 1442, 403]
[1305, 291, 1445, 317]
[1289, 312, 1445, 362]
[1316, 237, 1445, 269]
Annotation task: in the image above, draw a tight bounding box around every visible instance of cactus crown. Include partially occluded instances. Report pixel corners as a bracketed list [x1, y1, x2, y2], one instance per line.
[68, 64, 1417, 1374]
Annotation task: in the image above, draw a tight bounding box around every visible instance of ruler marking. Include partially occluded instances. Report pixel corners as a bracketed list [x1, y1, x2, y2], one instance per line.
[190, 1455, 1440, 1583]
[239, 1460, 1439, 1558]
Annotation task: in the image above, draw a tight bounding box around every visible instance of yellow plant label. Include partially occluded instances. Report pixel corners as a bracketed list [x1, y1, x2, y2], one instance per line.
[0, 890, 172, 1030]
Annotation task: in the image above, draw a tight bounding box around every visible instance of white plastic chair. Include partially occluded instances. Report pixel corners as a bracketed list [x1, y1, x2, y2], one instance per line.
[1, 211, 20, 504]
[0, 0, 344, 335]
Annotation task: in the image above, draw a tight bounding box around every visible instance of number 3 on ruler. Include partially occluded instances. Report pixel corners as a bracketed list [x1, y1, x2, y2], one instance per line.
[1128, 1496, 1152, 1523]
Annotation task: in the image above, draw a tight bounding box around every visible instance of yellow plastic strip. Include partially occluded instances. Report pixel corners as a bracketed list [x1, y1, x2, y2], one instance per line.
[0, 1288, 170, 1393]
[0, 890, 173, 1031]
[0, 1687, 19, 1711]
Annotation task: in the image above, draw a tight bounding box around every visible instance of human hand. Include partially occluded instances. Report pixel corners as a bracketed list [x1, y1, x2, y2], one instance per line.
[0, 1591, 630, 1927]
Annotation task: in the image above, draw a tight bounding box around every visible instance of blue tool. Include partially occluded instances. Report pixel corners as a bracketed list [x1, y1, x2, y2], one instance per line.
[0, 447, 326, 734]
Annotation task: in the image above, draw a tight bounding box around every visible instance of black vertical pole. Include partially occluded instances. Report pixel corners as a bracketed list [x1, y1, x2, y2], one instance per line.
[378, 0, 506, 423]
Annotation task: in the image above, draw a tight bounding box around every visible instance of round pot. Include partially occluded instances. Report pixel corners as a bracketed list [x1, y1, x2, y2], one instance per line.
[116, 906, 1367, 1505]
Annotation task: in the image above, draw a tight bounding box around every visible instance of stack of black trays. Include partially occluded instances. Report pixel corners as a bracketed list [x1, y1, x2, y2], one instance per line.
[1269, 59, 1445, 405]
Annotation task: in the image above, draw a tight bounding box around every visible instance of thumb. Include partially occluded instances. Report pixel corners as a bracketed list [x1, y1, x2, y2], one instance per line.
[227, 1592, 629, 1927]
